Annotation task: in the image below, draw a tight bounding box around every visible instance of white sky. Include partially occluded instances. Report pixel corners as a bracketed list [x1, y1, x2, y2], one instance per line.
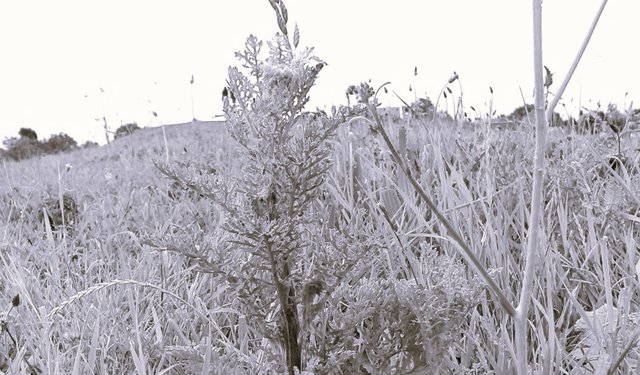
[0, 0, 637, 145]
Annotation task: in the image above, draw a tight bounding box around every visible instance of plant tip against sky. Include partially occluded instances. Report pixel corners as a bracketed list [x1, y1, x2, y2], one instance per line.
[0, 0, 637, 145]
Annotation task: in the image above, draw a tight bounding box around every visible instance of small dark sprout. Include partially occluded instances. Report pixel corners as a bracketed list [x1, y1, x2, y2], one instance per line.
[544, 65, 553, 88]
[446, 86, 453, 95]
[608, 117, 626, 134]
[11, 294, 20, 307]
[489, 86, 494, 94]
[268, 190, 277, 205]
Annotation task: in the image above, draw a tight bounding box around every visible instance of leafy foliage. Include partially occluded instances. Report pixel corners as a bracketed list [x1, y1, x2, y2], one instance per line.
[114, 122, 141, 140]
[18, 127, 38, 141]
[1, 136, 42, 161]
[2, 130, 78, 161]
[41, 133, 78, 154]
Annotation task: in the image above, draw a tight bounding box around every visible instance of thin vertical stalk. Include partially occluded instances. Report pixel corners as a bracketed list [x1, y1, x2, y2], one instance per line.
[516, 1, 547, 374]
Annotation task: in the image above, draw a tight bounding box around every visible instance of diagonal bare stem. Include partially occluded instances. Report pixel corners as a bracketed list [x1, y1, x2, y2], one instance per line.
[364, 99, 516, 317]
[545, 0, 609, 119]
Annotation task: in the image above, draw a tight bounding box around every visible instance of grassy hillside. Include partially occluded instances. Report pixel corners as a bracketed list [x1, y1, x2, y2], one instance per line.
[0, 121, 244, 373]
[1, 114, 640, 373]
[2, 0, 640, 371]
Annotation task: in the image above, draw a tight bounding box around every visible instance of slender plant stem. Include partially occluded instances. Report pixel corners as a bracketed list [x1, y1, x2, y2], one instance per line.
[545, 0, 608, 119]
[516, 1, 547, 374]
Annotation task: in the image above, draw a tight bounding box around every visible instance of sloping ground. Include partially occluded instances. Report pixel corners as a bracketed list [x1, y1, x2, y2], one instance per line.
[1, 115, 640, 372]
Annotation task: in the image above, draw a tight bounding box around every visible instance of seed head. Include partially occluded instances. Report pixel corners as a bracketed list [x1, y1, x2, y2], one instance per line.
[448, 72, 459, 84]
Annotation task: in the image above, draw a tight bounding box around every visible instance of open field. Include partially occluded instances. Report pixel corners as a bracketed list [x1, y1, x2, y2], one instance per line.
[1, 114, 640, 373]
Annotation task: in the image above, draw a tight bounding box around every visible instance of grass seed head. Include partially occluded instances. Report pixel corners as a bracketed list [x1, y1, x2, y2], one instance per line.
[448, 71, 459, 84]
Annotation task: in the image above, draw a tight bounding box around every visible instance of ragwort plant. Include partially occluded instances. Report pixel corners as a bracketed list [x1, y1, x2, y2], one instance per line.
[154, 1, 356, 372]
[153, 1, 483, 373]
[220, 28, 332, 375]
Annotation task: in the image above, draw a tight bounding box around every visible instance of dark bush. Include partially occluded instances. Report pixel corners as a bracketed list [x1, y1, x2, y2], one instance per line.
[18, 127, 38, 141]
[578, 110, 605, 134]
[81, 141, 99, 149]
[41, 133, 78, 154]
[2, 136, 42, 161]
[508, 104, 566, 127]
[509, 104, 534, 122]
[114, 123, 140, 139]
[412, 97, 434, 114]
[1, 130, 80, 161]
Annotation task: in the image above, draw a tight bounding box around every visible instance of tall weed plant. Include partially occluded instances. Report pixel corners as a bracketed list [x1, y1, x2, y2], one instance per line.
[154, 1, 480, 373]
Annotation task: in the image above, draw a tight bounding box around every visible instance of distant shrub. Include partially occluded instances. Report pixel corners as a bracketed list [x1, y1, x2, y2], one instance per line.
[507, 104, 566, 127]
[41, 133, 78, 154]
[18, 127, 38, 141]
[114, 123, 140, 139]
[1, 131, 79, 161]
[509, 104, 534, 123]
[1, 136, 42, 161]
[411, 97, 434, 115]
[577, 109, 606, 133]
[81, 140, 99, 149]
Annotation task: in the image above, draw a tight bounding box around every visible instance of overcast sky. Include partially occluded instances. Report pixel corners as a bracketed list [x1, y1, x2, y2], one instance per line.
[0, 0, 637, 145]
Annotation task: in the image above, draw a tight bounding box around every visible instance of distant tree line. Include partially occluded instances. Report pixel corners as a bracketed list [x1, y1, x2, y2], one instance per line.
[506, 102, 639, 133]
[0, 127, 94, 161]
[0, 122, 141, 161]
